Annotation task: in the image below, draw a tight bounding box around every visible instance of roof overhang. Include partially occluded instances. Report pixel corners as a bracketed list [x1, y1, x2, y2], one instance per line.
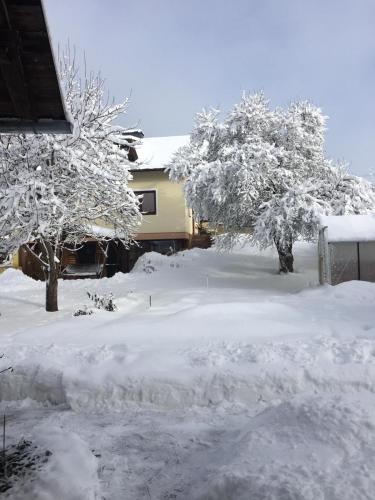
[0, 0, 72, 134]
[130, 167, 165, 173]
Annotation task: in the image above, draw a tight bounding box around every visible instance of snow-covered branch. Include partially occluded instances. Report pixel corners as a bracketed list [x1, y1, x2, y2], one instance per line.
[0, 47, 141, 310]
[168, 92, 375, 272]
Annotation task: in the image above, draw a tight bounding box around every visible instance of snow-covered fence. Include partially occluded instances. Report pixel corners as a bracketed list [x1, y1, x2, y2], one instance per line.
[319, 215, 375, 285]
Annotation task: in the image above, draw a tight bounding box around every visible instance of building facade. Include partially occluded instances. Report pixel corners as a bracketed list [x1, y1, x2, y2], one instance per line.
[5, 135, 210, 280]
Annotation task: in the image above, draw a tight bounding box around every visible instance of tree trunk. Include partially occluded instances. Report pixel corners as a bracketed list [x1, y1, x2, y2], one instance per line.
[274, 238, 294, 273]
[44, 240, 59, 312]
[46, 265, 58, 312]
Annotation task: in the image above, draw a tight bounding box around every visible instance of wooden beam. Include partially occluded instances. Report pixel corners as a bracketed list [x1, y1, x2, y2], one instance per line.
[0, 118, 72, 133]
[0, 3, 34, 120]
[0, 0, 72, 134]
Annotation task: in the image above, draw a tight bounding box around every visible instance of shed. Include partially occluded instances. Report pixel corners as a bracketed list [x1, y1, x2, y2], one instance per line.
[318, 214, 375, 285]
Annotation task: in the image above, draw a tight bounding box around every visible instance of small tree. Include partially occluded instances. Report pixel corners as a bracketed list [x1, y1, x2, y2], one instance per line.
[168, 93, 375, 272]
[0, 49, 141, 311]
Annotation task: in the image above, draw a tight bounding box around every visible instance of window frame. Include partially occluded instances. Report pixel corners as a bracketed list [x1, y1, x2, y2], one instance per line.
[134, 189, 157, 215]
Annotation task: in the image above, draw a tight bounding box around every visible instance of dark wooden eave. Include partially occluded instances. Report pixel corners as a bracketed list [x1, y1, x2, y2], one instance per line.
[0, 0, 72, 134]
[130, 167, 165, 173]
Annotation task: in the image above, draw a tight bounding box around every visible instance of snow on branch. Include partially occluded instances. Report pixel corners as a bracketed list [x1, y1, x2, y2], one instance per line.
[0, 46, 142, 310]
[168, 92, 375, 254]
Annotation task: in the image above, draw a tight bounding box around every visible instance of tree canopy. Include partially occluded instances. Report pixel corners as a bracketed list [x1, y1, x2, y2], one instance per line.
[0, 49, 141, 310]
[168, 93, 375, 272]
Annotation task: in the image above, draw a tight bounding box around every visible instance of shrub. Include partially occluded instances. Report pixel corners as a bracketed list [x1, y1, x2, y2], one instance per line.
[87, 292, 117, 311]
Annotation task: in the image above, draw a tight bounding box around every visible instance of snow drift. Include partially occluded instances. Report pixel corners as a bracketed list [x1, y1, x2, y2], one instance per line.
[2, 242, 375, 498]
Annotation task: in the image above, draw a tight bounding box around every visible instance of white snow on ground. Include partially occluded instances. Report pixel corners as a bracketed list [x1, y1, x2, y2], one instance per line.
[4, 423, 100, 500]
[1, 242, 375, 498]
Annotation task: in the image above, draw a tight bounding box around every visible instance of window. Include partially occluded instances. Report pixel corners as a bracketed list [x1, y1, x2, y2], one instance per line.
[135, 190, 156, 215]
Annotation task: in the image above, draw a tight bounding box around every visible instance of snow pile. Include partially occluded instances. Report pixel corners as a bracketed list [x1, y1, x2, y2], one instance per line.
[191, 395, 375, 500]
[131, 251, 171, 274]
[0, 268, 41, 291]
[6, 427, 99, 500]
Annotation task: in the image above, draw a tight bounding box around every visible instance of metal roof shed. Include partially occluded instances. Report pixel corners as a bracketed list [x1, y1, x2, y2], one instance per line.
[0, 0, 72, 133]
[318, 214, 375, 285]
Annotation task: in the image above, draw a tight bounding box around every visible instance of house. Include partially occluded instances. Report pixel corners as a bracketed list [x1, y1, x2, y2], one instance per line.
[12, 134, 210, 280]
[126, 134, 195, 262]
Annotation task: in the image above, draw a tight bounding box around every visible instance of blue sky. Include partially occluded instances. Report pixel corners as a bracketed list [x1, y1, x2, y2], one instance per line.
[44, 0, 375, 176]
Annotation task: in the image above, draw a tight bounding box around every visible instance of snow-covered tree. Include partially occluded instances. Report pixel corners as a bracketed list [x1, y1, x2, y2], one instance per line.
[168, 93, 375, 273]
[0, 49, 141, 311]
[252, 165, 375, 270]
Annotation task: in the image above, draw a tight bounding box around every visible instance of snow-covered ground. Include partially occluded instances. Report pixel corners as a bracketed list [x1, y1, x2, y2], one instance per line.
[1, 242, 375, 499]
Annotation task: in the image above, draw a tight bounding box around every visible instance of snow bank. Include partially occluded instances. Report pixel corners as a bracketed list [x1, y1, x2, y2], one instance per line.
[34, 428, 99, 500]
[3, 327, 375, 411]
[0, 268, 41, 290]
[131, 250, 172, 274]
[5, 427, 99, 500]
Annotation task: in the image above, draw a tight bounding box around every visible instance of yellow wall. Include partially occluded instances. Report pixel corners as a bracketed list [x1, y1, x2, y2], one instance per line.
[5, 171, 193, 273]
[12, 251, 19, 268]
[0, 250, 19, 273]
[129, 170, 193, 236]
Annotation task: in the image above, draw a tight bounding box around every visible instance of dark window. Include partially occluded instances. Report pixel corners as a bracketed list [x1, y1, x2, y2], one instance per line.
[77, 242, 97, 264]
[127, 146, 138, 162]
[135, 190, 156, 215]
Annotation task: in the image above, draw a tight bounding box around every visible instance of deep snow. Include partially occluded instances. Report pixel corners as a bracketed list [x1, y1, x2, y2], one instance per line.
[1, 242, 375, 499]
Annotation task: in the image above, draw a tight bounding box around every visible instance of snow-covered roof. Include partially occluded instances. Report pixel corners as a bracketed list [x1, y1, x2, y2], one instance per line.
[132, 135, 190, 170]
[87, 224, 128, 239]
[320, 214, 375, 242]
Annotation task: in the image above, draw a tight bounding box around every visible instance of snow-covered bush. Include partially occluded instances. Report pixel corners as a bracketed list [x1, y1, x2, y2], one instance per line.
[0, 440, 52, 495]
[73, 305, 93, 317]
[87, 292, 117, 312]
[169, 93, 375, 272]
[0, 47, 141, 311]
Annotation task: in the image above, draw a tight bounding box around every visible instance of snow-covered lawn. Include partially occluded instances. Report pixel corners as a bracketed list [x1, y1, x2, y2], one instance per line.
[1, 242, 375, 499]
